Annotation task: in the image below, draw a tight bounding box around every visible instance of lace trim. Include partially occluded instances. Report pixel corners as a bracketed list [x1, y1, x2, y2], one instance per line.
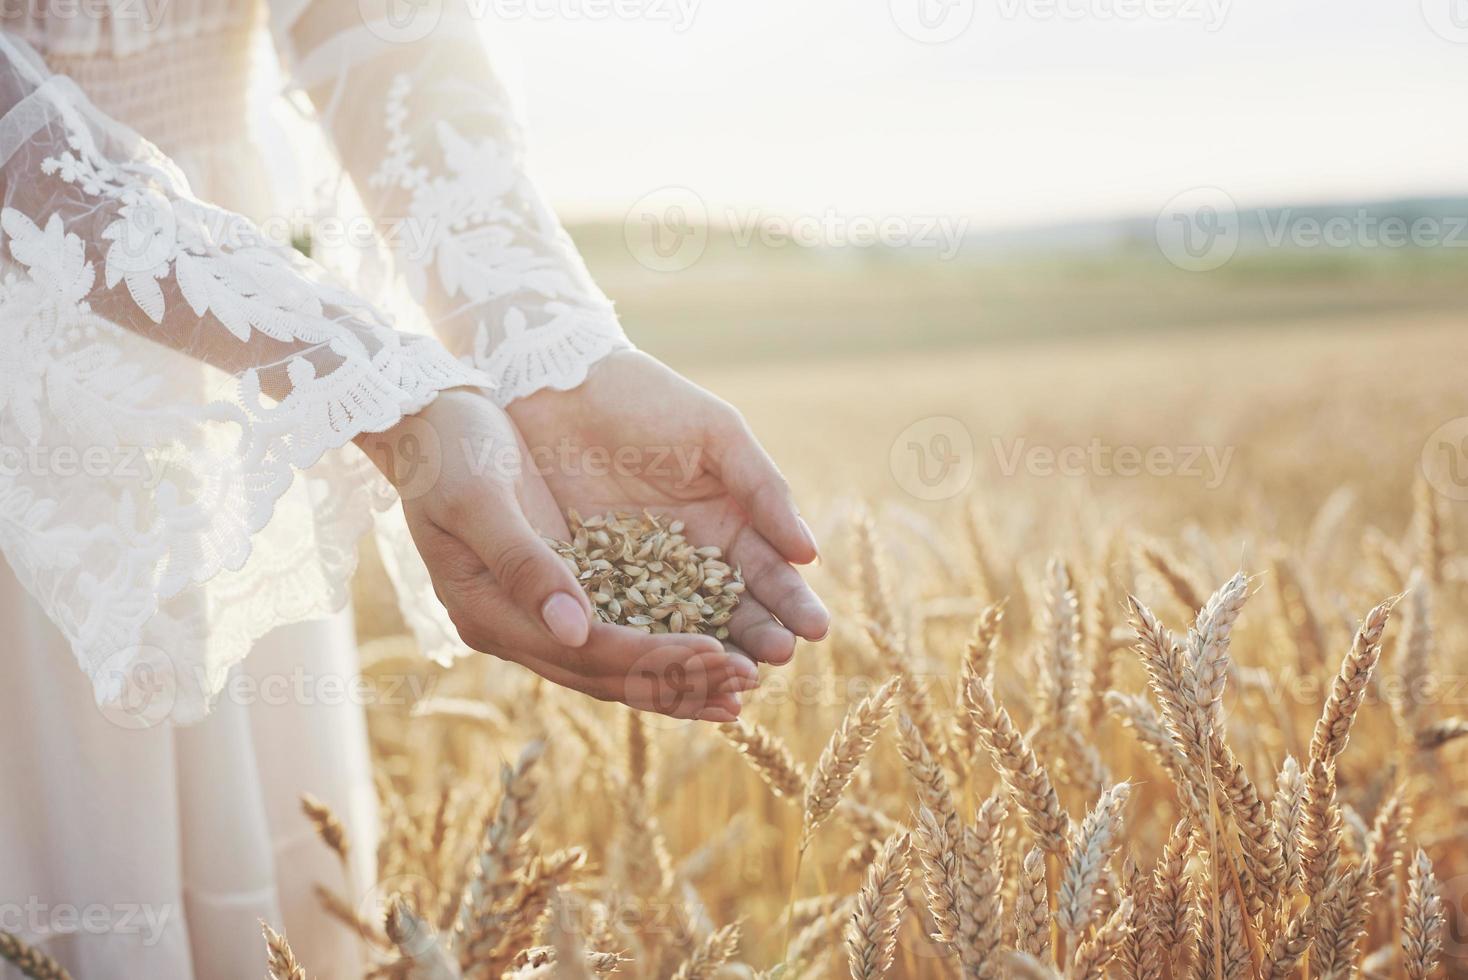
[361, 66, 633, 405]
[0, 38, 491, 723]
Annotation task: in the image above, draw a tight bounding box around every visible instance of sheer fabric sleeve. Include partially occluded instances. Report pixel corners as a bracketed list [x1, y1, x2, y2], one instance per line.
[269, 0, 634, 407]
[0, 30, 491, 721]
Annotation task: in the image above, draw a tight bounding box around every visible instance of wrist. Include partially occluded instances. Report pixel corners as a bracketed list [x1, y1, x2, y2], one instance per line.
[355, 387, 484, 488]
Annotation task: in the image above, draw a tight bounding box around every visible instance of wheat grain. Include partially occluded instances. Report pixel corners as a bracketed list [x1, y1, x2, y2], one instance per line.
[550, 511, 742, 638]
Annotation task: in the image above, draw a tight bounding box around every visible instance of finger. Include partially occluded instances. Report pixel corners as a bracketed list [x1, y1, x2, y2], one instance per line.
[725, 596, 797, 666]
[729, 530, 830, 641]
[698, 692, 744, 723]
[448, 489, 594, 648]
[710, 419, 818, 565]
[612, 643, 758, 719]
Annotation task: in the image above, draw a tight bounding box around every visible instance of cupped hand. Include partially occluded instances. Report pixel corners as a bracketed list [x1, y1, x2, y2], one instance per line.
[507, 351, 830, 666]
[356, 389, 757, 721]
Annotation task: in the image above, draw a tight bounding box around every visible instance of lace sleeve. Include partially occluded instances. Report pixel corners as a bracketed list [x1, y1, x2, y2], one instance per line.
[270, 0, 634, 407]
[0, 30, 491, 721]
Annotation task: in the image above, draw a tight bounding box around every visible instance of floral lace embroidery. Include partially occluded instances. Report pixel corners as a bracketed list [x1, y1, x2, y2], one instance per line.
[368, 73, 632, 405]
[0, 86, 487, 721]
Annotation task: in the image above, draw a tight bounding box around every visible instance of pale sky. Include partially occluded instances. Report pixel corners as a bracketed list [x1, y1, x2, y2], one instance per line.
[476, 0, 1468, 230]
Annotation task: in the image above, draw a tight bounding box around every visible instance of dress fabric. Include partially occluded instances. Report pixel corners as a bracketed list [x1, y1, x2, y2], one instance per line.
[0, 1, 632, 976]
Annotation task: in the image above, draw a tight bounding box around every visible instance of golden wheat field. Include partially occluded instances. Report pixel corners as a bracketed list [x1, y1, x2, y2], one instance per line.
[200, 299, 1468, 980]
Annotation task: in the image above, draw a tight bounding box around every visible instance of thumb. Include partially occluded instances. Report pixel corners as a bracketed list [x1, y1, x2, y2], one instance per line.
[448, 489, 594, 648]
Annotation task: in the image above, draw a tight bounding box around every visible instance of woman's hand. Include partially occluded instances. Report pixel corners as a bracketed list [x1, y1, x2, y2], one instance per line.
[357, 389, 758, 721]
[507, 351, 830, 666]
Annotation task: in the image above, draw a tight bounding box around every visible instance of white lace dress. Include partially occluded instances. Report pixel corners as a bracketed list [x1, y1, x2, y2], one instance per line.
[0, 2, 630, 976]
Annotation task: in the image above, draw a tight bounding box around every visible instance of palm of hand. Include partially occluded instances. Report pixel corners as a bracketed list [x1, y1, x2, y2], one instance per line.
[510, 352, 828, 664]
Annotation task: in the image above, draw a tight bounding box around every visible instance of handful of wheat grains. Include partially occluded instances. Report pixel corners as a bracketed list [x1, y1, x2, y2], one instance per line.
[548, 510, 743, 639]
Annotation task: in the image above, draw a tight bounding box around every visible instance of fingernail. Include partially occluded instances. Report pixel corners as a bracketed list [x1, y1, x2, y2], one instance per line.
[797, 516, 820, 557]
[542, 591, 590, 646]
[802, 597, 831, 638]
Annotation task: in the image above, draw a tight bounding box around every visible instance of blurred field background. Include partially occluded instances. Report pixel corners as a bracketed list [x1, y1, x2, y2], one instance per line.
[577, 212, 1468, 534]
[325, 213, 1468, 978]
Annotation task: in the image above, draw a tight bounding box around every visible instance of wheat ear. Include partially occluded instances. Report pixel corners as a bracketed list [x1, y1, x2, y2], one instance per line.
[964, 675, 1070, 854]
[261, 921, 308, 980]
[720, 719, 808, 800]
[1070, 897, 1134, 980]
[1015, 846, 1052, 962]
[1403, 848, 1444, 980]
[1310, 598, 1396, 765]
[802, 677, 900, 849]
[845, 830, 912, 980]
[956, 792, 1008, 978]
[671, 922, 742, 980]
[1057, 782, 1132, 941]
[0, 931, 72, 980]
